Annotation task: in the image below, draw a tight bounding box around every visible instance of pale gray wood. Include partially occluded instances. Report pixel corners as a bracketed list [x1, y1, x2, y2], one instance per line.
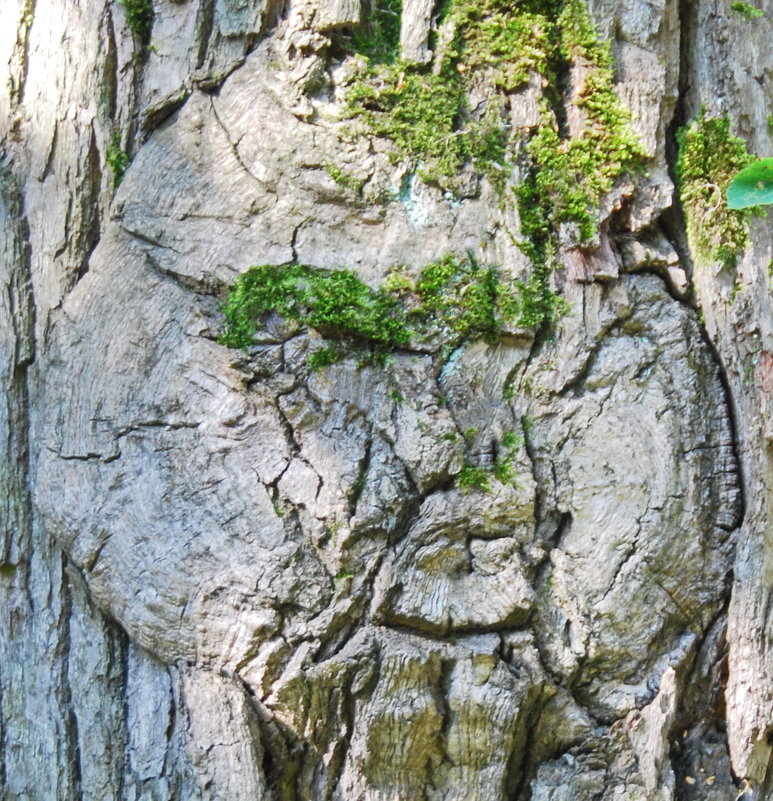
[0, 0, 771, 798]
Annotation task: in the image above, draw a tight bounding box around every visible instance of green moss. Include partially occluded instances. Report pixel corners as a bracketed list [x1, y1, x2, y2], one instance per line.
[341, 0, 643, 215]
[383, 267, 414, 293]
[351, 469, 368, 501]
[523, 102, 645, 244]
[220, 255, 562, 353]
[492, 430, 521, 483]
[492, 460, 515, 483]
[676, 111, 756, 268]
[333, 0, 642, 330]
[465, 100, 510, 193]
[414, 253, 567, 340]
[342, 0, 542, 182]
[219, 264, 411, 351]
[339, 0, 515, 192]
[501, 430, 521, 448]
[458, 463, 492, 492]
[558, 0, 610, 62]
[517, 0, 647, 245]
[450, 0, 554, 92]
[521, 414, 534, 437]
[118, 0, 153, 39]
[338, 0, 640, 327]
[730, 1, 764, 19]
[324, 163, 365, 194]
[728, 280, 742, 305]
[457, 432, 521, 491]
[502, 0, 644, 322]
[413, 255, 499, 342]
[308, 344, 345, 371]
[346, 0, 402, 64]
[344, 62, 477, 191]
[106, 132, 130, 189]
[0, 562, 16, 578]
[514, 269, 569, 329]
[322, 521, 342, 547]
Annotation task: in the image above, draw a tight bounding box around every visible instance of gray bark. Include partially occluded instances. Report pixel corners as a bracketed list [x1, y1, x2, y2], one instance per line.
[1, 0, 772, 799]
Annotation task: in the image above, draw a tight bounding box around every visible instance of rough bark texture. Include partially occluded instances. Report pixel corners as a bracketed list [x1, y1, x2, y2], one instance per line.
[1, 0, 772, 799]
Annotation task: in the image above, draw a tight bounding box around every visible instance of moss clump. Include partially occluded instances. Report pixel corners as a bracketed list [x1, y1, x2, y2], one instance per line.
[457, 430, 523, 491]
[405, 253, 566, 342]
[333, 569, 354, 585]
[118, 0, 153, 39]
[341, 0, 644, 216]
[730, 1, 764, 19]
[457, 463, 492, 492]
[339, 0, 520, 192]
[344, 62, 508, 191]
[345, 63, 469, 188]
[347, 0, 402, 64]
[0, 562, 17, 578]
[105, 132, 130, 189]
[308, 344, 345, 371]
[449, 0, 554, 92]
[219, 255, 562, 353]
[492, 430, 521, 483]
[412, 254, 503, 343]
[324, 163, 365, 194]
[337, 0, 643, 325]
[219, 264, 410, 351]
[676, 111, 756, 268]
[517, 0, 648, 245]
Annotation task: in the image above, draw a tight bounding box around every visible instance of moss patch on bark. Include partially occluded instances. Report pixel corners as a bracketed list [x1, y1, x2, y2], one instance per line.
[676, 111, 756, 269]
[219, 255, 565, 357]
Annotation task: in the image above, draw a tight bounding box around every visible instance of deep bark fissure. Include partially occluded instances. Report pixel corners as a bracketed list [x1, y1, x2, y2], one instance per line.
[9, 0, 37, 106]
[669, 612, 733, 796]
[58, 562, 84, 800]
[0, 161, 35, 612]
[659, 0, 700, 287]
[509, 692, 548, 801]
[73, 127, 103, 286]
[659, 0, 746, 529]
[655, 0, 747, 792]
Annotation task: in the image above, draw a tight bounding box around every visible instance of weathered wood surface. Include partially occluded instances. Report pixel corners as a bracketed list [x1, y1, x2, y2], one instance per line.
[1, 0, 772, 798]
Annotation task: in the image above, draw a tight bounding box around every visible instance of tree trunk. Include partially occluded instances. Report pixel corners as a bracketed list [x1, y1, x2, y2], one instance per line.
[1, 0, 772, 798]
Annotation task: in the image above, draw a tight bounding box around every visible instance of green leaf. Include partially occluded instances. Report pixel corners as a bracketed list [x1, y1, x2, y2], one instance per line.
[727, 158, 773, 209]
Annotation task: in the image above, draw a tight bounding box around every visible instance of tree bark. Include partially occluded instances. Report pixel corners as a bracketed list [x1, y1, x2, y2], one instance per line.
[1, 0, 772, 798]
